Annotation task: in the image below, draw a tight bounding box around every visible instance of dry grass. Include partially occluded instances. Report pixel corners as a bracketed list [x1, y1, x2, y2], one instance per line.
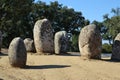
[0, 49, 120, 80]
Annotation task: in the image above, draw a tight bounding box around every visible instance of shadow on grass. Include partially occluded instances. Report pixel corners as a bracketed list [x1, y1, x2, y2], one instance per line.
[0, 52, 8, 56]
[56, 52, 80, 56]
[25, 65, 71, 69]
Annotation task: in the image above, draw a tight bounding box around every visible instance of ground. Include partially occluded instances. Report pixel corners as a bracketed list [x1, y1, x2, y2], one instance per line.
[0, 49, 120, 80]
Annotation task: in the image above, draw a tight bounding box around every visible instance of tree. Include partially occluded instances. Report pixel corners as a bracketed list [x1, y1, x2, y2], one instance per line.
[111, 7, 120, 16]
[92, 20, 111, 44]
[103, 7, 120, 44]
[0, 0, 88, 50]
[0, 0, 34, 47]
[31, 1, 88, 35]
[102, 43, 112, 53]
[69, 34, 79, 52]
[30, 1, 89, 52]
[92, 20, 105, 33]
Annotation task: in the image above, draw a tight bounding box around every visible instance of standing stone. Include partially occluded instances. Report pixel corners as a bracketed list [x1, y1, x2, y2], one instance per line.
[54, 31, 68, 54]
[0, 31, 2, 52]
[24, 38, 36, 53]
[8, 37, 27, 68]
[111, 33, 120, 61]
[79, 24, 102, 59]
[33, 19, 54, 54]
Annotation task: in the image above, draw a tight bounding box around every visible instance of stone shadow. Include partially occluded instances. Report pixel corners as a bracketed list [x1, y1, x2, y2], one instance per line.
[25, 65, 71, 69]
[0, 78, 3, 80]
[56, 52, 80, 56]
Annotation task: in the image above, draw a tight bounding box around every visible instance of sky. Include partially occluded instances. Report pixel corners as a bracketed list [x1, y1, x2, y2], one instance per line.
[36, 0, 120, 22]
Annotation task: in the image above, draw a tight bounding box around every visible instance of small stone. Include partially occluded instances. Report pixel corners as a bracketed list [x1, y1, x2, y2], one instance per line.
[8, 37, 27, 68]
[54, 31, 68, 54]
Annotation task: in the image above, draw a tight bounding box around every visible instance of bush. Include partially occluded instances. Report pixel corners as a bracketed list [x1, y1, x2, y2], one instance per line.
[69, 34, 79, 52]
[102, 43, 112, 53]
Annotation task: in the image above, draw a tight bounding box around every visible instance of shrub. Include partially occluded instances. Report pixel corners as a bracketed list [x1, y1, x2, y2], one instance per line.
[102, 43, 112, 53]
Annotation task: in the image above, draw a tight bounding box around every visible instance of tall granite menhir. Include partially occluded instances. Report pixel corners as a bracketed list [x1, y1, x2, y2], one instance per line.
[54, 31, 68, 54]
[33, 19, 54, 54]
[79, 24, 102, 59]
[8, 37, 27, 68]
[111, 33, 120, 61]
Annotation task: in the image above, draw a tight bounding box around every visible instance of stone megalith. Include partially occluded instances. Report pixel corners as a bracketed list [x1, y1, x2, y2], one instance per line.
[111, 33, 120, 61]
[54, 31, 68, 54]
[33, 19, 54, 54]
[24, 38, 36, 53]
[8, 37, 27, 68]
[78, 24, 102, 59]
[0, 31, 2, 52]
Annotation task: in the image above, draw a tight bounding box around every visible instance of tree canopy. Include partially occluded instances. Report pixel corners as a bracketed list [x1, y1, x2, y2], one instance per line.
[0, 0, 34, 47]
[1, 0, 119, 53]
[103, 7, 120, 44]
[92, 7, 120, 45]
[0, 0, 88, 47]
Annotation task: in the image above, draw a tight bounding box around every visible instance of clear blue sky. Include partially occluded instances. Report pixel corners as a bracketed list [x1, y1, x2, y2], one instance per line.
[36, 0, 120, 22]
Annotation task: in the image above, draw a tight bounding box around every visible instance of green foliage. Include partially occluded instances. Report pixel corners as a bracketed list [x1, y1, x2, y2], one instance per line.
[0, 0, 34, 47]
[0, 0, 88, 48]
[111, 7, 120, 16]
[30, 1, 87, 34]
[69, 34, 79, 52]
[103, 7, 120, 44]
[103, 16, 120, 39]
[92, 20, 105, 33]
[92, 20, 111, 45]
[102, 43, 112, 53]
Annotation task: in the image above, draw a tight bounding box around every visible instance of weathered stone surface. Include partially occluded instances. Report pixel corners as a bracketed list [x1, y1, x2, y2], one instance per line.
[54, 31, 68, 54]
[0, 31, 2, 52]
[79, 24, 102, 59]
[111, 33, 120, 61]
[8, 37, 27, 68]
[24, 38, 36, 53]
[33, 19, 54, 54]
